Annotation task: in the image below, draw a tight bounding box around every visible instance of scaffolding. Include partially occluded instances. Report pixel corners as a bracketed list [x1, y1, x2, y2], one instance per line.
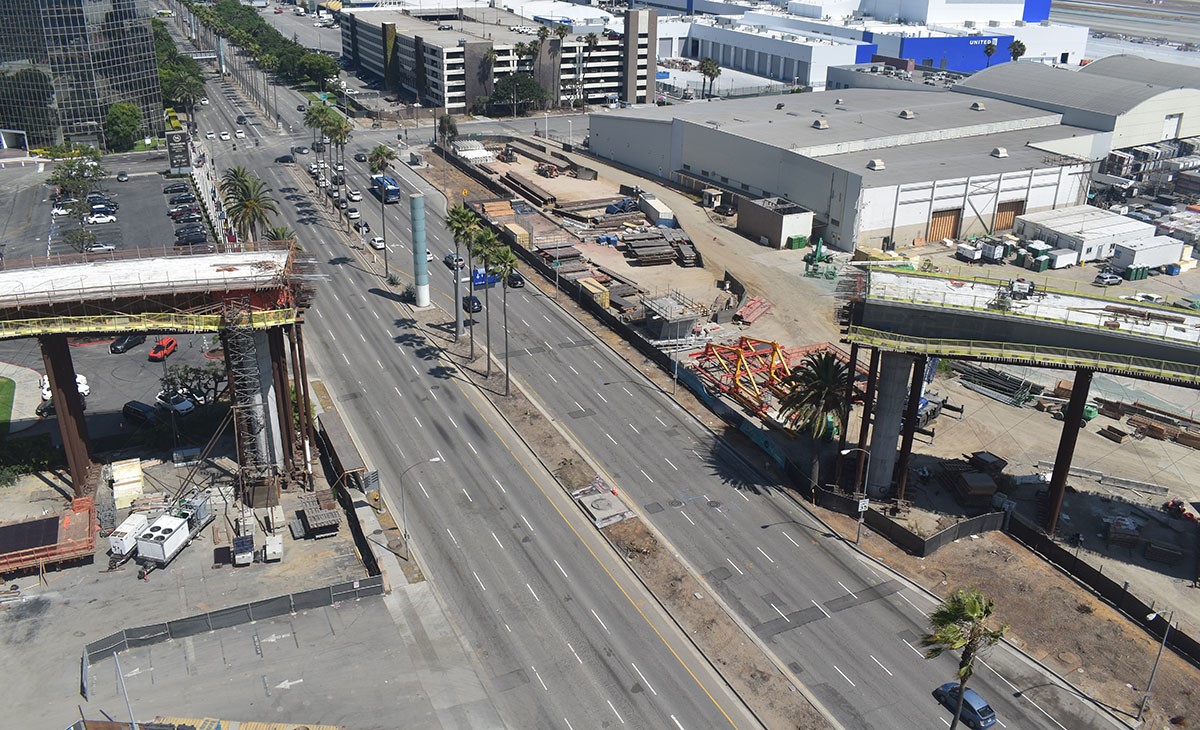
[222, 298, 273, 507]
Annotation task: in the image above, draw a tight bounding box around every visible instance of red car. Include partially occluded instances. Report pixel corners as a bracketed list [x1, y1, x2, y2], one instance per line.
[148, 337, 178, 362]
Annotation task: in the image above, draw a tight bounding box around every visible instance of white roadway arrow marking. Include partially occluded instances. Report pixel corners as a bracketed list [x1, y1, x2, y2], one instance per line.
[260, 633, 292, 643]
[274, 678, 305, 690]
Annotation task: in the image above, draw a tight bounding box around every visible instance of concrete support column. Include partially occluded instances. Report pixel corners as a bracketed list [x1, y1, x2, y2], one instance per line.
[895, 355, 928, 502]
[39, 334, 91, 497]
[295, 322, 316, 483]
[410, 193, 430, 308]
[855, 348, 880, 489]
[1046, 369, 1093, 536]
[287, 324, 312, 480]
[866, 352, 915, 498]
[268, 327, 295, 476]
[835, 343, 858, 485]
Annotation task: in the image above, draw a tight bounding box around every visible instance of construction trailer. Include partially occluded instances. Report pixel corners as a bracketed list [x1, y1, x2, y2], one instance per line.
[135, 491, 214, 571]
[1110, 236, 1187, 271]
[1013, 205, 1156, 262]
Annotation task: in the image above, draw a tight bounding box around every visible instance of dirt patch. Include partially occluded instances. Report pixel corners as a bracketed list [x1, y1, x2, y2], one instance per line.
[822, 510, 1200, 727]
[605, 518, 829, 729]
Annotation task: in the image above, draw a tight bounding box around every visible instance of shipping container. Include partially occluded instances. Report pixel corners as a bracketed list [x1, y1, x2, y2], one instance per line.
[638, 193, 676, 228]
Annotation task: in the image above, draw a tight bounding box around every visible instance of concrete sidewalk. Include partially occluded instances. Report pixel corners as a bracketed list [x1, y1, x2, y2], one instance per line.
[0, 359, 44, 432]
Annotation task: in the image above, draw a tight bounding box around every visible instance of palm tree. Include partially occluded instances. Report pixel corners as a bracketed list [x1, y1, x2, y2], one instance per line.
[327, 116, 353, 214]
[778, 351, 850, 492]
[225, 176, 278, 245]
[1008, 40, 1027, 62]
[921, 588, 1009, 730]
[219, 166, 254, 201]
[445, 204, 480, 344]
[264, 225, 296, 243]
[472, 227, 501, 375]
[983, 42, 996, 68]
[699, 57, 721, 99]
[487, 244, 519, 395]
[303, 104, 335, 149]
[483, 47, 499, 94]
[367, 143, 398, 279]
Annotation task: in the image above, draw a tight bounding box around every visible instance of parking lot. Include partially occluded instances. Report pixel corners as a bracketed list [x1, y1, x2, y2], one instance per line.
[2, 332, 219, 449]
[40, 164, 210, 258]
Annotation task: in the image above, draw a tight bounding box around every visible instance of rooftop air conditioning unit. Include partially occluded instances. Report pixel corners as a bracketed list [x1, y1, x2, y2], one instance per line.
[971, 100, 987, 111]
[1014, 19, 1025, 26]
[812, 118, 829, 129]
[898, 109, 915, 119]
[963, 20, 975, 28]
[992, 147, 1009, 158]
[867, 159, 886, 170]
[988, 20, 1000, 27]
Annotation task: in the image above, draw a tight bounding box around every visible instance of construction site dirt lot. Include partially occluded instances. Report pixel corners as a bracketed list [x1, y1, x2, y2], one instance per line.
[0, 461, 366, 728]
[492, 151, 610, 204]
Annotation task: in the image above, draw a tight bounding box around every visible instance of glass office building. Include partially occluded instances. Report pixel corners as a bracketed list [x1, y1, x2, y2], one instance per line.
[0, 0, 163, 148]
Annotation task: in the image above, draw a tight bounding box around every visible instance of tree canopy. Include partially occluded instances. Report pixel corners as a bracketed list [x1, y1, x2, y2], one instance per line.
[492, 73, 546, 116]
[104, 102, 142, 152]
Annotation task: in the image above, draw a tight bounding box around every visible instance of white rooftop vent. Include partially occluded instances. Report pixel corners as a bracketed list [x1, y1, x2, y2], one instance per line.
[834, 97, 844, 105]
[963, 20, 975, 28]
[812, 118, 829, 130]
[898, 109, 915, 119]
[970, 101, 987, 111]
[1014, 19, 1026, 26]
[991, 147, 1009, 158]
[866, 159, 886, 170]
[988, 20, 1000, 27]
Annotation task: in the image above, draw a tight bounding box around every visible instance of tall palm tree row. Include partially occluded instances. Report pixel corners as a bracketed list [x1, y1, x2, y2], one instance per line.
[484, 243, 520, 395]
[777, 351, 851, 492]
[327, 116, 353, 215]
[921, 588, 1008, 730]
[445, 204, 481, 344]
[367, 143, 399, 278]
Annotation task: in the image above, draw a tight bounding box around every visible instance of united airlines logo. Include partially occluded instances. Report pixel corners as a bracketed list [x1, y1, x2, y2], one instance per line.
[968, 38, 999, 45]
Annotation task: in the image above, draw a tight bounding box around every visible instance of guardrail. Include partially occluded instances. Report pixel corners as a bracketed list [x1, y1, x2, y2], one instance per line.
[846, 326, 1200, 385]
[0, 308, 298, 340]
[861, 273, 1200, 348]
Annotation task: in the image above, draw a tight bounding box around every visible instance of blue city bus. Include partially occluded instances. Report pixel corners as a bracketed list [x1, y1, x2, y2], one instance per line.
[370, 174, 402, 204]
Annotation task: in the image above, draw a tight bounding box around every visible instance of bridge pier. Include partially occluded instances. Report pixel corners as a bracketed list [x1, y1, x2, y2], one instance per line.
[895, 354, 928, 502]
[1046, 369, 1093, 536]
[854, 349, 881, 490]
[866, 352, 915, 498]
[39, 334, 91, 497]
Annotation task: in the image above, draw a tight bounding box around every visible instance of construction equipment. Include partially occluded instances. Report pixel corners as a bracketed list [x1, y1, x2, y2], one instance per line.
[536, 162, 560, 178]
[803, 237, 833, 271]
[497, 147, 518, 163]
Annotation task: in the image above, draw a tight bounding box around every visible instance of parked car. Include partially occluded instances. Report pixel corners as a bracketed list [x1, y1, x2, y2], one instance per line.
[932, 683, 997, 729]
[714, 204, 736, 216]
[347, 207, 360, 219]
[368, 236, 385, 250]
[331, 173, 344, 185]
[506, 271, 525, 288]
[122, 400, 157, 426]
[38, 396, 86, 418]
[175, 212, 203, 224]
[116, 171, 129, 182]
[1094, 272, 1122, 286]
[462, 295, 482, 313]
[51, 206, 72, 216]
[444, 253, 464, 270]
[84, 213, 116, 224]
[86, 242, 117, 253]
[41, 374, 89, 400]
[169, 192, 196, 205]
[175, 222, 205, 235]
[347, 189, 362, 202]
[148, 336, 178, 361]
[175, 232, 209, 246]
[156, 390, 196, 416]
[170, 207, 200, 220]
[110, 334, 146, 354]
[163, 182, 189, 194]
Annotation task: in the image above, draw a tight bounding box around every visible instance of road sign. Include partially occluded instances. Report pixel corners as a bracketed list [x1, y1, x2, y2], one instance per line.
[857, 498, 870, 513]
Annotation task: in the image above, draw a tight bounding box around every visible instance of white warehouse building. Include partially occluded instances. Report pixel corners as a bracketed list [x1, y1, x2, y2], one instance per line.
[588, 59, 1200, 251]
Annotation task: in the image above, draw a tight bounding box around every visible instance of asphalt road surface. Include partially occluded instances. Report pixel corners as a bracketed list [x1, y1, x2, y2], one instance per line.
[158, 16, 1125, 729]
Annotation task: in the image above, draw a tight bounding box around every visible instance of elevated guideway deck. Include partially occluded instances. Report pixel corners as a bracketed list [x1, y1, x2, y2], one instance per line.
[0, 243, 307, 339]
[843, 267, 1200, 386]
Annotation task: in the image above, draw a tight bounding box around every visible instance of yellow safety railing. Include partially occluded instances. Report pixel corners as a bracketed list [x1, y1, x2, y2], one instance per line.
[845, 326, 1200, 385]
[0, 309, 298, 340]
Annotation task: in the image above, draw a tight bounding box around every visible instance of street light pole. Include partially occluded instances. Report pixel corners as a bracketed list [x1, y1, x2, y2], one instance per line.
[1137, 610, 1175, 721]
[398, 456, 442, 560]
[840, 447, 871, 544]
[567, 119, 573, 146]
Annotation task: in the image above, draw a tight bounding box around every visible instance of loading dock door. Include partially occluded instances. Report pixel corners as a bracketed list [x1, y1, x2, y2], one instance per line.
[993, 200, 1026, 232]
[929, 209, 962, 241]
